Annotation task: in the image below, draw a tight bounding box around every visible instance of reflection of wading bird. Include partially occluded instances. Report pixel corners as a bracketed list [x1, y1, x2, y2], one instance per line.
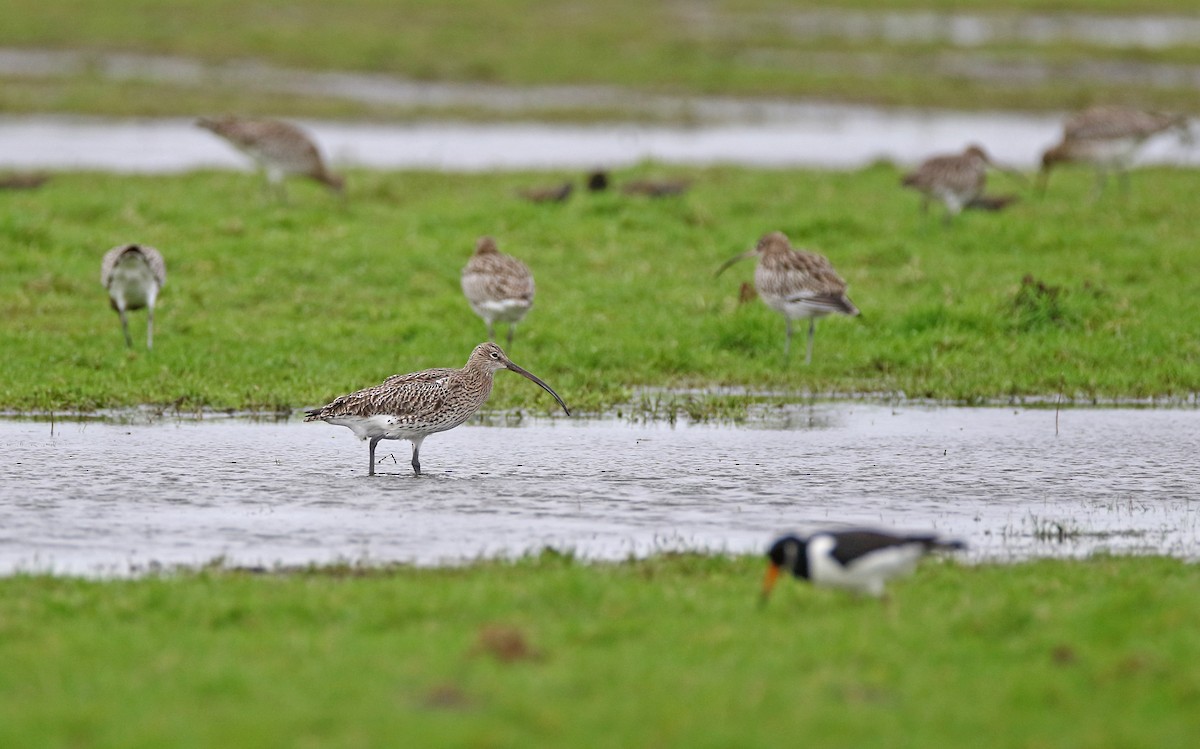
[1039, 106, 1190, 198]
[761, 530, 966, 600]
[717, 231, 860, 364]
[902, 145, 1022, 223]
[196, 117, 344, 199]
[461, 236, 535, 346]
[100, 243, 166, 349]
[305, 343, 569, 476]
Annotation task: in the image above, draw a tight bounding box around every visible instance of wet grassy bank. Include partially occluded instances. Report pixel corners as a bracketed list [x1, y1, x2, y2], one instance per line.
[1, 553, 1198, 748]
[2, 165, 1198, 415]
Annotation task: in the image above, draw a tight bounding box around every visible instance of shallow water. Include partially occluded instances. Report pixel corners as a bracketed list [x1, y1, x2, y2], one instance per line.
[3, 110, 1197, 174]
[2, 405, 1198, 576]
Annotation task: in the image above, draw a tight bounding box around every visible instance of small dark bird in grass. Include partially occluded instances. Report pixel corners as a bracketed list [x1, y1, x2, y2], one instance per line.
[761, 529, 966, 600]
[516, 182, 573, 203]
[0, 172, 50, 190]
[586, 170, 610, 192]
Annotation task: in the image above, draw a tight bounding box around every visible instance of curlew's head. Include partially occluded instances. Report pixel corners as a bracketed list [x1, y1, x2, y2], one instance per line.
[716, 231, 791, 276]
[762, 535, 807, 602]
[468, 342, 570, 416]
[318, 170, 345, 194]
[195, 116, 235, 136]
[1037, 142, 1070, 194]
[474, 236, 499, 256]
[964, 144, 991, 164]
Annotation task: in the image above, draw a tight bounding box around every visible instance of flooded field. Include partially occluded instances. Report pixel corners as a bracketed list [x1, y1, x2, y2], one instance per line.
[1, 404, 1197, 576]
[3, 110, 1197, 174]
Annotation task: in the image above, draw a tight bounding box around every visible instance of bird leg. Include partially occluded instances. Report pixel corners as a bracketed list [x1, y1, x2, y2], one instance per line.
[805, 319, 816, 366]
[1117, 170, 1132, 199]
[1091, 169, 1109, 201]
[784, 318, 793, 359]
[117, 307, 133, 348]
[410, 437, 425, 476]
[506, 324, 515, 347]
[146, 305, 155, 349]
[487, 321, 496, 343]
[368, 436, 382, 476]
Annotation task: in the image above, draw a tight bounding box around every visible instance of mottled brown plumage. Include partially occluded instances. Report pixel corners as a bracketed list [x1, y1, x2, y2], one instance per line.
[902, 145, 990, 221]
[461, 236, 536, 346]
[717, 232, 859, 364]
[621, 178, 692, 197]
[516, 182, 573, 203]
[1040, 106, 1190, 197]
[100, 244, 167, 349]
[305, 342, 569, 476]
[0, 172, 50, 190]
[197, 116, 343, 198]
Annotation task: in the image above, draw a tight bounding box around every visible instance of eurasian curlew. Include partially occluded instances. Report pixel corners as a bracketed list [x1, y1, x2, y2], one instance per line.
[305, 343, 569, 476]
[461, 236, 536, 347]
[197, 116, 344, 199]
[1040, 106, 1190, 198]
[717, 231, 860, 364]
[100, 243, 166, 349]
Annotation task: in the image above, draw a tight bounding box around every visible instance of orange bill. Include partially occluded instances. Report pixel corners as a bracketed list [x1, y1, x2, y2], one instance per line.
[760, 563, 781, 602]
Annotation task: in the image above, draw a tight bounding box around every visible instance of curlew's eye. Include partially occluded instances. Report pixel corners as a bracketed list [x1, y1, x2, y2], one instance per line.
[490, 352, 500, 360]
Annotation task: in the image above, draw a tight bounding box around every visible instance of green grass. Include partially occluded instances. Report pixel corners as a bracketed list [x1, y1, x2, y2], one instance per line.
[3, 165, 1199, 415]
[1, 554, 1198, 748]
[3, 1, 1200, 119]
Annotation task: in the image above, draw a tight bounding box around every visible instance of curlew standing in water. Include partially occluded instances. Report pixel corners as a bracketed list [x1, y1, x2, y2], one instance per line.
[902, 144, 1022, 223]
[461, 236, 536, 346]
[1040, 106, 1190, 198]
[761, 529, 966, 600]
[196, 116, 344, 199]
[100, 243, 167, 349]
[717, 231, 860, 364]
[305, 342, 569, 476]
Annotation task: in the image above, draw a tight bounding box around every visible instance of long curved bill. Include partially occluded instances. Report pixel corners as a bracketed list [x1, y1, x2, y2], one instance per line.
[506, 362, 571, 416]
[715, 249, 757, 277]
[760, 563, 781, 604]
[993, 164, 1029, 188]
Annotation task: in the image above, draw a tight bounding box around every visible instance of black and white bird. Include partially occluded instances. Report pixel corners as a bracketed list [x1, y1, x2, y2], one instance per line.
[761, 530, 966, 599]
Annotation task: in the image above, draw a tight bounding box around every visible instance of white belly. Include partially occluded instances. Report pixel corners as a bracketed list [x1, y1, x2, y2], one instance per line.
[808, 537, 926, 596]
[761, 294, 833, 322]
[1078, 137, 1141, 168]
[108, 259, 159, 310]
[471, 298, 532, 324]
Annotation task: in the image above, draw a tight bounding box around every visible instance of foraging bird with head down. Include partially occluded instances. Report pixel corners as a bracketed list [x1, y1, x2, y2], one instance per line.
[461, 236, 535, 347]
[717, 231, 859, 364]
[197, 116, 344, 199]
[100, 243, 166, 349]
[902, 144, 1023, 223]
[761, 530, 966, 600]
[305, 343, 569, 476]
[1039, 106, 1190, 198]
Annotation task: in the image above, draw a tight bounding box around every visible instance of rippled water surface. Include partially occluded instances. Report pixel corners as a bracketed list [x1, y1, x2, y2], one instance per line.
[2, 405, 1198, 576]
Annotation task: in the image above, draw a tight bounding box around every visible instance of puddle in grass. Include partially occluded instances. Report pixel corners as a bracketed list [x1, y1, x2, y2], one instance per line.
[2, 404, 1198, 576]
[1, 109, 1197, 174]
